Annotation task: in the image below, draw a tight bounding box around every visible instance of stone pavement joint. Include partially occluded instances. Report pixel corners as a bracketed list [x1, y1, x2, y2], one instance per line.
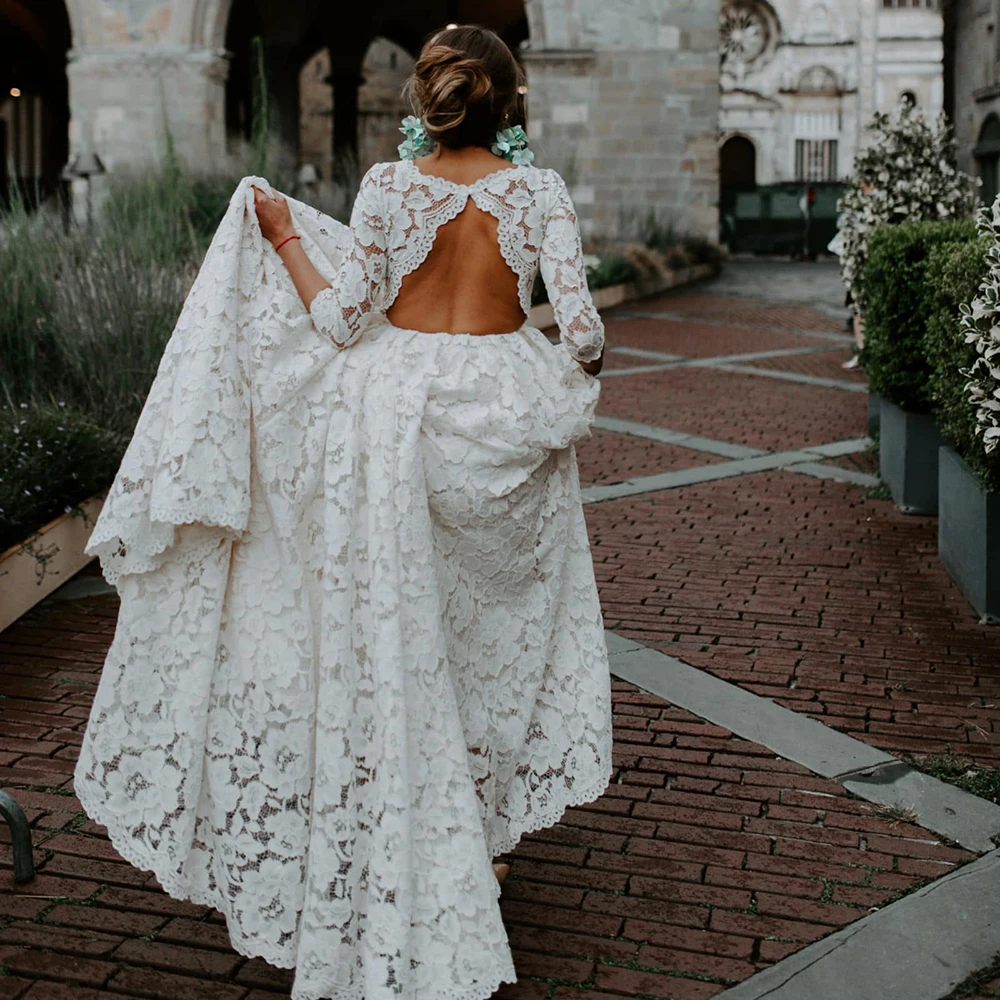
[582, 439, 873, 504]
[590, 416, 766, 459]
[707, 362, 869, 394]
[782, 461, 881, 488]
[714, 847, 1000, 1000]
[605, 632, 1000, 853]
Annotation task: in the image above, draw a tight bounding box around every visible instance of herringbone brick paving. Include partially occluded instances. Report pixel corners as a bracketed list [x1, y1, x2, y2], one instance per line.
[1, 286, 996, 1000]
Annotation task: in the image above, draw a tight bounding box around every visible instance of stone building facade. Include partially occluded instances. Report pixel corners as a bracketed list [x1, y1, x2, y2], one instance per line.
[0, 0, 722, 240]
[719, 0, 944, 188]
[952, 0, 1000, 206]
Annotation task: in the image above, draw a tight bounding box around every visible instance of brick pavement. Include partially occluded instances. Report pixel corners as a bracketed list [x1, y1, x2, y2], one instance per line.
[1, 284, 996, 1000]
[596, 369, 868, 452]
[744, 350, 867, 384]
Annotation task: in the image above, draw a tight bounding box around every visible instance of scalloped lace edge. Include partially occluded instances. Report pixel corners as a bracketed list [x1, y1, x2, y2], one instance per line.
[73, 752, 611, 996]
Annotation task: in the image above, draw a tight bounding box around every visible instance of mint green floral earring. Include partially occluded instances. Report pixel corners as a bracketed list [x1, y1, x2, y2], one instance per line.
[397, 114, 535, 165]
[398, 115, 435, 160]
[492, 125, 534, 166]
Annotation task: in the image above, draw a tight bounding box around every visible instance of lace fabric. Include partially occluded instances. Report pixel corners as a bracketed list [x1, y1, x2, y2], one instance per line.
[75, 177, 614, 1000]
[309, 160, 606, 362]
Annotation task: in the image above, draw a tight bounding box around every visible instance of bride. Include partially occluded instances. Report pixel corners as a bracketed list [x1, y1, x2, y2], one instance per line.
[74, 23, 613, 1000]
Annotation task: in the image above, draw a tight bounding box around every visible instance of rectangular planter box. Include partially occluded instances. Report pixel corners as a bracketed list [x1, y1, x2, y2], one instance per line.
[0, 495, 105, 633]
[938, 446, 1000, 625]
[879, 399, 943, 515]
[868, 394, 881, 439]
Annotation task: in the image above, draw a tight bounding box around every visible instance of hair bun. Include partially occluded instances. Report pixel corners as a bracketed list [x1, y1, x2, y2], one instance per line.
[403, 27, 523, 150]
[414, 44, 493, 142]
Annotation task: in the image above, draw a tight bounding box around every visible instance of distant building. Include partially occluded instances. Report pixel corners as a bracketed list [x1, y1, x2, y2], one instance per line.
[951, 0, 1000, 206]
[719, 0, 944, 190]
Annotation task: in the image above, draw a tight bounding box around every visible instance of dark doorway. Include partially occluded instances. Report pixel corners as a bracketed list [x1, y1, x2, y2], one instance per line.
[720, 135, 757, 188]
[0, 0, 71, 206]
[975, 114, 1000, 209]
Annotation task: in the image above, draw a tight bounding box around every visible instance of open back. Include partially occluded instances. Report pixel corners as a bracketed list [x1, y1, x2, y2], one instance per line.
[308, 159, 606, 363]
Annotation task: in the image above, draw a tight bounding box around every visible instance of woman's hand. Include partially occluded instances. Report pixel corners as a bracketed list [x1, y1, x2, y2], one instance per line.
[252, 186, 295, 246]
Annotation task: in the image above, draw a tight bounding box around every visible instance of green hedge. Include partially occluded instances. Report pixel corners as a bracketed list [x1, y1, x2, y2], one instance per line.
[862, 218, 977, 412]
[925, 236, 1000, 492]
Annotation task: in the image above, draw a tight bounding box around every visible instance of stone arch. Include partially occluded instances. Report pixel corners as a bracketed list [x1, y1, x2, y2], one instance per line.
[217, 2, 529, 172]
[797, 65, 840, 95]
[0, 0, 73, 202]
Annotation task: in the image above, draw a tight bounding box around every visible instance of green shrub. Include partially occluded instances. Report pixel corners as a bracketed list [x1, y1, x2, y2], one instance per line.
[0, 403, 124, 552]
[586, 252, 639, 290]
[531, 252, 640, 306]
[682, 234, 725, 270]
[862, 218, 977, 411]
[924, 236, 999, 491]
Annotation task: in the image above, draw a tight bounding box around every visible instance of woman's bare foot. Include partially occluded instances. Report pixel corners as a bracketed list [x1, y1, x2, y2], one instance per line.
[492, 862, 511, 887]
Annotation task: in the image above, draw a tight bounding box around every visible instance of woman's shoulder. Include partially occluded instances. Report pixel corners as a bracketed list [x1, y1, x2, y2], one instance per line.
[359, 161, 401, 188]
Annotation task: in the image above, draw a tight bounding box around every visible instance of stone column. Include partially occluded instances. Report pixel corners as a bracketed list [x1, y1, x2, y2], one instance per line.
[66, 46, 230, 173]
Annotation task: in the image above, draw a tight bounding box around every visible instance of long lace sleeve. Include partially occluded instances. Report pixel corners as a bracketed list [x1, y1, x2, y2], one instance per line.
[538, 171, 605, 364]
[309, 165, 388, 349]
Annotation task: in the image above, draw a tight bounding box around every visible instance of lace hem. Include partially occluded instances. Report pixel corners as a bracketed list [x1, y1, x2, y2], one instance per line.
[74, 745, 609, 994]
[85, 502, 246, 588]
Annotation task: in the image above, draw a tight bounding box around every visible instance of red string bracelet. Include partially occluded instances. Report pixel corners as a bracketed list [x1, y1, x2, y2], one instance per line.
[274, 234, 301, 253]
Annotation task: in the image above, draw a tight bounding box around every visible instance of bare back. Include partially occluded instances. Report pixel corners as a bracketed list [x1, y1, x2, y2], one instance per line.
[386, 151, 526, 336]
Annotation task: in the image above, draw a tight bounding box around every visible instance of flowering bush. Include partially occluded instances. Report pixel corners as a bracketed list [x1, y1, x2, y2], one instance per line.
[958, 199, 1000, 468]
[837, 106, 980, 311]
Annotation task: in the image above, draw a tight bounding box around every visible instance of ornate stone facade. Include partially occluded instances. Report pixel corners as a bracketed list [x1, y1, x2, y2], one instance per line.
[719, 0, 944, 186]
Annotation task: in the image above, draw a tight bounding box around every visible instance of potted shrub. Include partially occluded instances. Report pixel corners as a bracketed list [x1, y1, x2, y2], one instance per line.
[933, 203, 1000, 622]
[864, 219, 977, 514]
[834, 106, 979, 432]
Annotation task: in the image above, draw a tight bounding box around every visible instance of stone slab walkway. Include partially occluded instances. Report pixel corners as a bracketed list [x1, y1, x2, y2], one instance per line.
[1, 267, 998, 1000]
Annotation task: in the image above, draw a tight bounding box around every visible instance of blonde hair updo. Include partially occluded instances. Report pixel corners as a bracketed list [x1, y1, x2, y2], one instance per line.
[403, 24, 525, 150]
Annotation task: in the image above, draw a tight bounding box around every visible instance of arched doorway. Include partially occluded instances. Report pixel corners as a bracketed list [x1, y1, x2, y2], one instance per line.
[719, 134, 757, 250]
[975, 114, 1000, 209]
[720, 134, 757, 188]
[220, 1, 529, 180]
[0, 0, 71, 206]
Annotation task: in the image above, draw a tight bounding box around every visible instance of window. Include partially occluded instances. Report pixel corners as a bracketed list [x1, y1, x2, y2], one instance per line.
[881, 0, 937, 8]
[795, 139, 839, 181]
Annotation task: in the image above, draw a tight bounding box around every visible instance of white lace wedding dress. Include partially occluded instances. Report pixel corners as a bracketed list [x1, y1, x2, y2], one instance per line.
[74, 159, 613, 1000]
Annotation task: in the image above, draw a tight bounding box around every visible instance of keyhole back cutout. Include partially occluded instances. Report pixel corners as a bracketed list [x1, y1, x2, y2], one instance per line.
[386, 193, 528, 337]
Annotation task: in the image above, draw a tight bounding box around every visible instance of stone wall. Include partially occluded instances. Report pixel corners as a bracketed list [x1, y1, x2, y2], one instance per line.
[952, 0, 1000, 185]
[523, 0, 720, 241]
[55, 0, 721, 239]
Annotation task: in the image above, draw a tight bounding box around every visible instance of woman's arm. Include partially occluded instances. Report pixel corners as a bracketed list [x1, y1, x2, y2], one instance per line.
[253, 187, 330, 308]
[538, 171, 605, 374]
[252, 174, 387, 349]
